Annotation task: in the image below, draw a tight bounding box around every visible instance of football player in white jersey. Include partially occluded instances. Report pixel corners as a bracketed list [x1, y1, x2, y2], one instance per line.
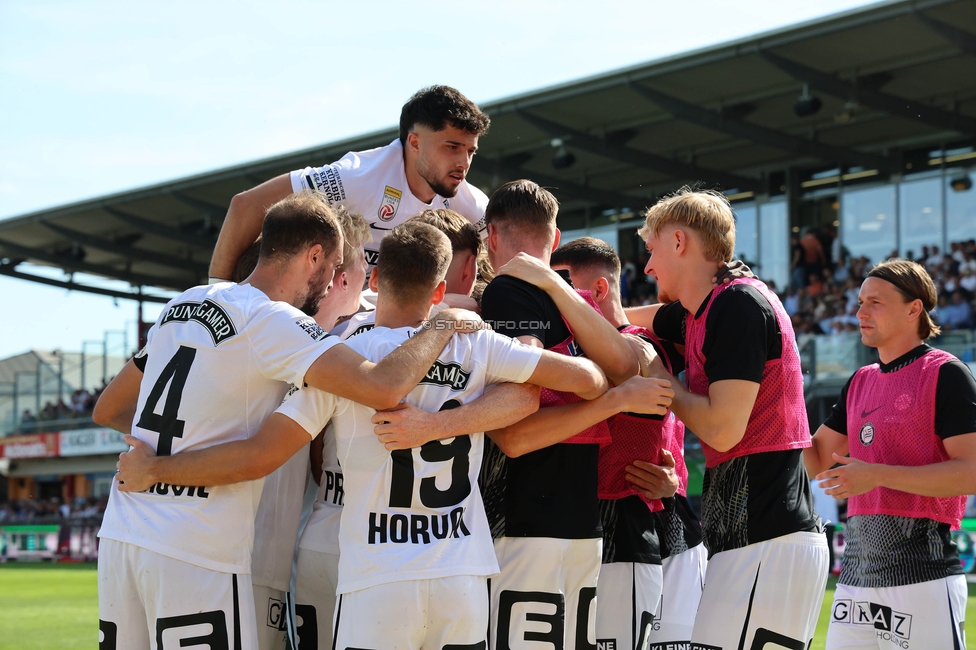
[333, 207, 484, 339]
[295, 208, 528, 650]
[117, 221, 613, 650]
[95, 193, 486, 650]
[210, 85, 491, 296]
[239, 207, 372, 650]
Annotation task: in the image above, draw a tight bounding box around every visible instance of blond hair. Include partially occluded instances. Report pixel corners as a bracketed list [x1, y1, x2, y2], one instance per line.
[637, 187, 736, 263]
[332, 205, 371, 272]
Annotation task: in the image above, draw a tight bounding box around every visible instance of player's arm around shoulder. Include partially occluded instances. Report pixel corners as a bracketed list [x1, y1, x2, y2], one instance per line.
[488, 374, 674, 458]
[93, 358, 144, 434]
[498, 254, 637, 384]
[304, 308, 484, 410]
[117, 387, 336, 492]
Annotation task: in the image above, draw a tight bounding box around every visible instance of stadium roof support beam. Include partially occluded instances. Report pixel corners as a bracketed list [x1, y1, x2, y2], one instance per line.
[171, 191, 227, 224]
[40, 222, 208, 277]
[0, 238, 178, 289]
[515, 111, 765, 193]
[0, 265, 170, 304]
[627, 83, 900, 174]
[492, 159, 651, 209]
[760, 50, 976, 136]
[102, 206, 216, 249]
[914, 11, 976, 56]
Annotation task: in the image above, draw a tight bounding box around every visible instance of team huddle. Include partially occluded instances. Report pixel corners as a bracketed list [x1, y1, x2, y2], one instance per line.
[95, 86, 976, 650]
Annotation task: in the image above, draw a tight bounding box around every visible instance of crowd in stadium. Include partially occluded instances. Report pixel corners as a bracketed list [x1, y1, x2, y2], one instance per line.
[785, 235, 976, 337]
[0, 496, 106, 523]
[617, 235, 976, 342]
[17, 385, 106, 428]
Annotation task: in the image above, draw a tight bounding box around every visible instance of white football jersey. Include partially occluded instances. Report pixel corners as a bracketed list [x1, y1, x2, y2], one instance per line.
[250, 441, 309, 590]
[98, 283, 341, 574]
[290, 139, 488, 269]
[298, 317, 373, 557]
[277, 326, 542, 593]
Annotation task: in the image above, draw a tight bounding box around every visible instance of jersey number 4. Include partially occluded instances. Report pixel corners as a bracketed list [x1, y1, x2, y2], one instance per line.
[388, 399, 470, 509]
[136, 346, 197, 456]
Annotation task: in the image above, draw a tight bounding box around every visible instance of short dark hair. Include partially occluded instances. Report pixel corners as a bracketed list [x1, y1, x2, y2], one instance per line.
[398, 86, 490, 144]
[485, 179, 559, 245]
[411, 209, 481, 257]
[259, 192, 342, 265]
[551, 237, 621, 282]
[377, 222, 452, 307]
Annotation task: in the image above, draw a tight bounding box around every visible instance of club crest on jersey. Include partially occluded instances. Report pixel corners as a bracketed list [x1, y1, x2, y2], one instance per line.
[377, 185, 402, 221]
[859, 422, 875, 446]
[420, 361, 470, 391]
[160, 300, 237, 346]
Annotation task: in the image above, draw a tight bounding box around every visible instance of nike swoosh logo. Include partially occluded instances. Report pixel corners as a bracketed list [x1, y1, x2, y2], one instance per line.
[860, 405, 883, 418]
[369, 223, 393, 231]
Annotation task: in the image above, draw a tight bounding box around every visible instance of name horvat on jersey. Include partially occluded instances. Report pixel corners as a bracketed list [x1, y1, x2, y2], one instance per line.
[305, 166, 346, 204]
[368, 507, 471, 545]
[160, 300, 238, 346]
[419, 361, 470, 391]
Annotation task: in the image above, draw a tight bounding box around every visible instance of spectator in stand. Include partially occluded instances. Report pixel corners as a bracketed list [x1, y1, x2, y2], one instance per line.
[938, 290, 975, 330]
[807, 273, 824, 298]
[801, 226, 826, 281]
[783, 287, 800, 316]
[790, 234, 806, 289]
[960, 268, 976, 294]
[961, 250, 976, 274]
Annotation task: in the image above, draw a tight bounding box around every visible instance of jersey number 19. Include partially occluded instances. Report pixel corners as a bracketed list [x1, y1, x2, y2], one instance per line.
[388, 399, 471, 509]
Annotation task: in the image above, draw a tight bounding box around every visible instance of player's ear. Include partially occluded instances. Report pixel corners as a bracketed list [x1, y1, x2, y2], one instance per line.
[462, 252, 477, 284]
[907, 298, 923, 320]
[551, 228, 561, 251]
[487, 224, 499, 253]
[368, 267, 380, 292]
[431, 280, 447, 305]
[672, 228, 687, 255]
[307, 243, 324, 268]
[593, 276, 610, 301]
[406, 131, 421, 155]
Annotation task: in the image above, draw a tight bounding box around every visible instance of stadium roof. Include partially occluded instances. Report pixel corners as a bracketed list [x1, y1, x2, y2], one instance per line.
[1, 0, 974, 299]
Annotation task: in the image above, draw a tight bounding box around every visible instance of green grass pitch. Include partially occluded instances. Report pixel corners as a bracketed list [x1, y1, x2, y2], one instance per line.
[0, 563, 973, 649]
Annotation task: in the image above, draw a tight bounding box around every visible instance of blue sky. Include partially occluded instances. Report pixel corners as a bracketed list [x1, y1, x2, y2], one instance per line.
[0, 0, 877, 360]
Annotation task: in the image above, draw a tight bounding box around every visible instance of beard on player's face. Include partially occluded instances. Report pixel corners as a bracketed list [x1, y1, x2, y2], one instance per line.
[299, 264, 334, 316]
[416, 154, 461, 199]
